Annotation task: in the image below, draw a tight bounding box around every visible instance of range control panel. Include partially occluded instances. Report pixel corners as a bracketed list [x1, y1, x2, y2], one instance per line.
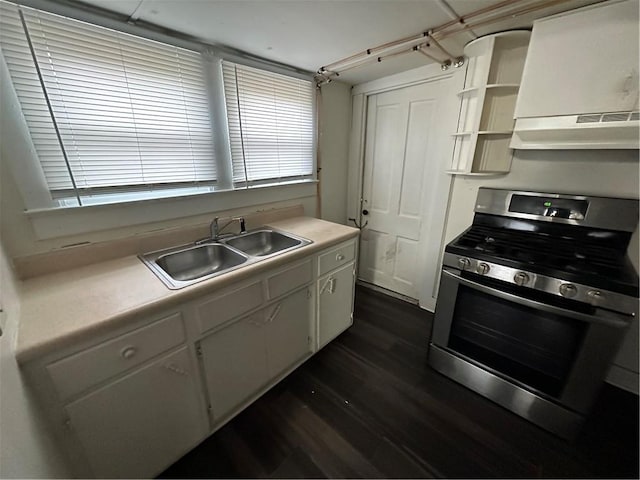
[509, 195, 588, 220]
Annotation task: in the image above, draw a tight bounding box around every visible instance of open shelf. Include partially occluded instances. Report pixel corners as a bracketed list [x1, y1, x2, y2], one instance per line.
[449, 31, 530, 175]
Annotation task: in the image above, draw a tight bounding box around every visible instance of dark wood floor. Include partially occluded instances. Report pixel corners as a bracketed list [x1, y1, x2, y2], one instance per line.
[160, 286, 639, 479]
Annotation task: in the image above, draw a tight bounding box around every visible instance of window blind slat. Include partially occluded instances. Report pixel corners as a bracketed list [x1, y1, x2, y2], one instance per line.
[222, 61, 314, 185]
[2, 1, 315, 203]
[1, 1, 216, 194]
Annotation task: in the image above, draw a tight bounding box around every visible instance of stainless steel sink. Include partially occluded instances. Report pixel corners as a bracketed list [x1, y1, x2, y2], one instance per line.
[222, 229, 305, 257]
[140, 243, 249, 289]
[140, 228, 312, 289]
[157, 244, 248, 281]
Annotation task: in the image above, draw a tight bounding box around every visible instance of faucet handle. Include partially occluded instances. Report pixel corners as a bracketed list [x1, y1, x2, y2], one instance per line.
[233, 216, 247, 233]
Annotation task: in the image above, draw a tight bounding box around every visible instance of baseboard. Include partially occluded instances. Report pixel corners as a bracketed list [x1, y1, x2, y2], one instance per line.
[356, 280, 419, 305]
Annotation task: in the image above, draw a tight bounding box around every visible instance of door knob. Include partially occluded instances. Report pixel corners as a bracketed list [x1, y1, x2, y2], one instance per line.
[362, 209, 369, 215]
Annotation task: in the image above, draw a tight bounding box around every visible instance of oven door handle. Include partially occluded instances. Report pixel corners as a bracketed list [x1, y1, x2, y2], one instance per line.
[442, 268, 630, 328]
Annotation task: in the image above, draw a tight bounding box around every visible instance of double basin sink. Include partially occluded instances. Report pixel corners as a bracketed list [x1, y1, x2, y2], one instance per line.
[140, 229, 312, 289]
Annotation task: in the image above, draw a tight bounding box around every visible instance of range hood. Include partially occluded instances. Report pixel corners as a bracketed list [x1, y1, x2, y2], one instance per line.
[511, 112, 640, 150]
[510, 0, 639, 150]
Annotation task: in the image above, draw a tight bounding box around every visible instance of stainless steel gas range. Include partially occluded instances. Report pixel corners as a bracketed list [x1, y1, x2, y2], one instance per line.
[429, 188, 639, 439]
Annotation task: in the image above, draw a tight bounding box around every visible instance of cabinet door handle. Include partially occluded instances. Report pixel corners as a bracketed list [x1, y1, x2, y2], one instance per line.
[320, 277, 337, 295]
[120, 346, 137, 359]
[266, 303, 282, 323]
[336, 253, 345, 261]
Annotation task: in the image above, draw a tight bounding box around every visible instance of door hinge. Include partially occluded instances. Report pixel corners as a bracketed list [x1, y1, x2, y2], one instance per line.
[307, 288, 312, 300]
[196, 345, 203, 357]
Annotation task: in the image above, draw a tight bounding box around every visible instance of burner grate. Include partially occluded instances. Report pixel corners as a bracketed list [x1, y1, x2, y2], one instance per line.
[454, 226, 626, 272]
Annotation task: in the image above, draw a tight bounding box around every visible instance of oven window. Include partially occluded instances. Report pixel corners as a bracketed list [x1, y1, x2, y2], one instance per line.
[448, 285, 587, 398]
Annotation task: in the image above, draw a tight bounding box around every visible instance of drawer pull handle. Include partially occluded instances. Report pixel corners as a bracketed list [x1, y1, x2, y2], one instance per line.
[120, 346, 137, 359]
[164, 363, 188, 376]
[336, 253, 345, 261]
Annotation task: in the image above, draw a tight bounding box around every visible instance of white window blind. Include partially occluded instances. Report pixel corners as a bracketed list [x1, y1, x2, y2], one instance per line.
[0, 2, 216, 198]
[222, 61, 315, 186]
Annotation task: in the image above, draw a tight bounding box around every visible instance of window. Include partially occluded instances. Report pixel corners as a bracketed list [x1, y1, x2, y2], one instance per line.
[223, 61, 315, 186]
[0, 1, 315, 208]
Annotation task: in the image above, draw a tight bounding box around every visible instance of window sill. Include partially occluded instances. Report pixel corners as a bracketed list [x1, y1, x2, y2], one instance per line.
[25, 180, 318, 240]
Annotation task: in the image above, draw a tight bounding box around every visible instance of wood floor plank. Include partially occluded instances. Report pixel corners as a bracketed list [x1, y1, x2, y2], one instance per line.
[160, 285, 639, 479]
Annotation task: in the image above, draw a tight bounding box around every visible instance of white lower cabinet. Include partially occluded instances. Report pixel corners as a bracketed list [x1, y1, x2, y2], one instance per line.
[265, 287, 314, 375]
[318, 262, 355, 348]
[200, 287, 313, 422]
[64, 347, 206, 478]
[38, 236, 358, 478]
[199, 310, 269, 421]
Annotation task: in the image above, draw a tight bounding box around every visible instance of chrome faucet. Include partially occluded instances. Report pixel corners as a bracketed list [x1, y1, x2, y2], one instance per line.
[211, 216, 246, 240]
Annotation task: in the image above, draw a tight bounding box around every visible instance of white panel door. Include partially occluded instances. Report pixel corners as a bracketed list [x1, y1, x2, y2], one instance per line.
[359, 75, 460, 307]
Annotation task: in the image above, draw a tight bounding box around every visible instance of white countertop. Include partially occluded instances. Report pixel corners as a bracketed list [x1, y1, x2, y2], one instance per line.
[17, 217, 359, 364]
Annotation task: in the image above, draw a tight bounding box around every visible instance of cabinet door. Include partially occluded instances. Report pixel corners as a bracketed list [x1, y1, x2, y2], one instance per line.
[200, 311, 268, 421]
[266, 287, 313, 377]
[65, 347, 205, 479]
[318, 263, 355, 348]
[515, 0, 639, 117]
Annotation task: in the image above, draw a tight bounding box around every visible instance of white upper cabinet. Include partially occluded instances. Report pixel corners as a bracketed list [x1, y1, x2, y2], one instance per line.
[512, 0, 639, 149]
[515, 0, 639, 117]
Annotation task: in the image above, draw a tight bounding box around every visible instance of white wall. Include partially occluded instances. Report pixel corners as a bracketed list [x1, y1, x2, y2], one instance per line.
[0, 242, 71, 478]
[318, 81, 352, 224]
[444, 148, 639, 251]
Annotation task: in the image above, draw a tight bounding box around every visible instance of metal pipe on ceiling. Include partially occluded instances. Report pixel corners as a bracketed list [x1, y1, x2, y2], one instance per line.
[425, 33, 456, 60]
[316, 0, 577, 83]
[436, 0, 574, 40]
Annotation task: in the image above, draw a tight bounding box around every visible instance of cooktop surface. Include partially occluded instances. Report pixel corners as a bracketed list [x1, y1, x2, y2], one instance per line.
[447, 216, 639, 297]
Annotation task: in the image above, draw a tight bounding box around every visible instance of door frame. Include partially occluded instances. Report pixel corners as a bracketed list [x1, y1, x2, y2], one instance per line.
[346, 62, 466, 311]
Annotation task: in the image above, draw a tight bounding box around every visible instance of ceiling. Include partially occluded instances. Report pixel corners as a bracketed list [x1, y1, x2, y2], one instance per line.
[76, 0, 606, 84]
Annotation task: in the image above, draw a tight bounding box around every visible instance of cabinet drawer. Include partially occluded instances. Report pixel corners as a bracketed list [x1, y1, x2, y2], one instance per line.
[197, 281, 264, 333]
[318, 240, 356, 276]
[48, 313, 185, 401]
[267, 259, 312, 300]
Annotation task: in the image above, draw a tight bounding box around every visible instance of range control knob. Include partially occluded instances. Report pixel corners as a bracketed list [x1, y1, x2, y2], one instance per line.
[458, 257, 471, 270]
[587, 290, 605, 304]
[513, 272, 529, 286]
[559, 283, 578, 298]
[477, 263, 490, 275]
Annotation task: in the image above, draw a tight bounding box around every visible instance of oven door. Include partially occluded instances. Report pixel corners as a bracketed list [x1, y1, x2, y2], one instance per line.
[430, 267, 631, 416]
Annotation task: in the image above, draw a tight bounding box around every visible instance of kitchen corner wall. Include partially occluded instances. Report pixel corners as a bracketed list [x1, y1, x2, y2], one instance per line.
[0, 241, 71, 478]
[318, 81, 352, 225]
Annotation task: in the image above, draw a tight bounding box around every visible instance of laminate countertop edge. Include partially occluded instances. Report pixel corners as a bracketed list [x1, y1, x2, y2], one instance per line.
[16, 217, 359, 364]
